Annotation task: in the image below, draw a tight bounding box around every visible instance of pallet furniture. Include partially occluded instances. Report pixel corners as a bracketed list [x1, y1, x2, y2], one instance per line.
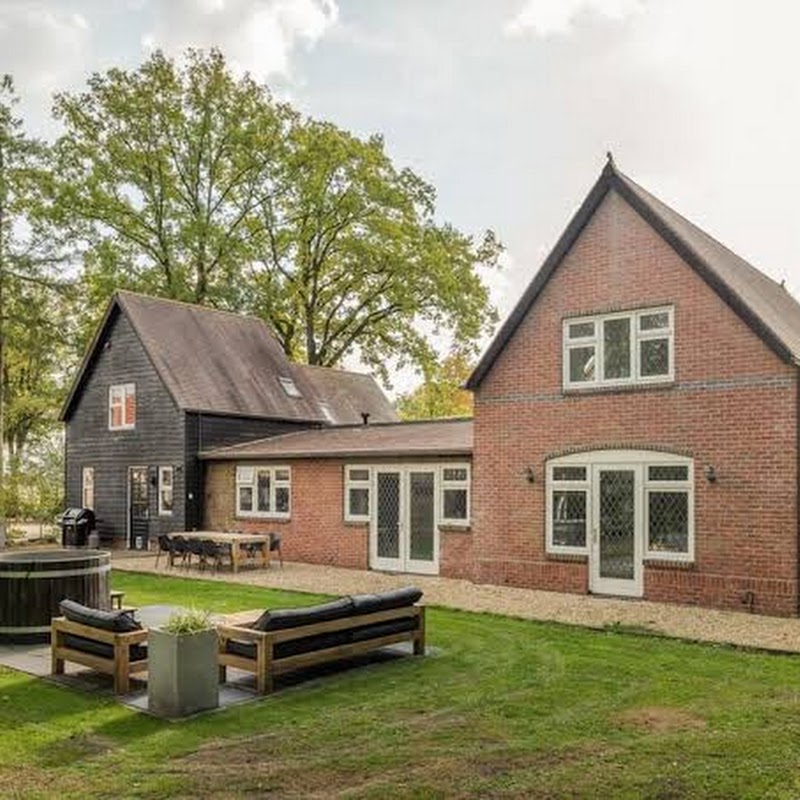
[50, 600, 148, 695]
[217, 587, 426, 694]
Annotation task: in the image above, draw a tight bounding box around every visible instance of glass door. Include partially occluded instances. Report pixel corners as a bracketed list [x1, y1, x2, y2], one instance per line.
[406, 470, 438, 575]
[372, 470, 403, 571]
[128, 466, 150, 550]
[590, 467, 642, 597]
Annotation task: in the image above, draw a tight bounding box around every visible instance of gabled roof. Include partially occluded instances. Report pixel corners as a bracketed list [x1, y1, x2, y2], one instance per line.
[199, 418, 472, 461]
[60, 291, 396, 424]
[467, 159, 800, 389]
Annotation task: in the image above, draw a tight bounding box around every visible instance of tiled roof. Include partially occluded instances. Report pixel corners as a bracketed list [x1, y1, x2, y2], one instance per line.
[467, 159, 800, 388]
[200, 418, 473, 460]
[60, 291, 397, 424]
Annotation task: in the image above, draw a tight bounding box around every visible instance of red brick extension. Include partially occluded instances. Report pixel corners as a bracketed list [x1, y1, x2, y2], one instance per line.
[473, 191, 798, 616]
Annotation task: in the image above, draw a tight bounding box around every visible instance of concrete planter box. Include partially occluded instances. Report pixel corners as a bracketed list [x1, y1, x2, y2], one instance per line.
[147, 628, 219, 718]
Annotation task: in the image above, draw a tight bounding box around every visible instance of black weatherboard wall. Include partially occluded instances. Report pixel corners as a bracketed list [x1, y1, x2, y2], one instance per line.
[64, 308, 186, 543]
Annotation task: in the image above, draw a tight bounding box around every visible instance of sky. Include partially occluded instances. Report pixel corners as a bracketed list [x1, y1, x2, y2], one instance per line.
[4, 0, 800, 388]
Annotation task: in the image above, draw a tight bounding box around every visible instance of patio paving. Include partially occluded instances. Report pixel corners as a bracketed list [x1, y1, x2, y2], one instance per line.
[113, 550, 800, 654]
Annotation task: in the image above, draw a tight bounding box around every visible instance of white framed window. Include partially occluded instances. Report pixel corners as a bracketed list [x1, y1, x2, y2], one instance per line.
[545, 451, 694, 561]
[236, 465, 291, 519]
[644, 463, 693, 561]
[344, 466, 371, 522]
[82, 467, 94, 510]
[546, 464, 589, 553]
[109, 383, 136, 430]
[158, 466, 174, 516]
[439, 464, 471, 526]
[563, 306, 674, 390]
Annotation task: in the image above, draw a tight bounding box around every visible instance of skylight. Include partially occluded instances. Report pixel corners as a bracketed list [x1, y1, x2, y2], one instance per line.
[318, 402, 335, 423]
[278, 376, 302, 398]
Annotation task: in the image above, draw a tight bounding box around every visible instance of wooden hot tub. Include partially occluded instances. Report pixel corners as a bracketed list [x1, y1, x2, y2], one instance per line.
[0, 549, 111, 642]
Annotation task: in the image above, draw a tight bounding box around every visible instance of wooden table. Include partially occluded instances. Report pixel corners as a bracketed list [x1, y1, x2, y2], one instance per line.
[167, 531, 270, 573]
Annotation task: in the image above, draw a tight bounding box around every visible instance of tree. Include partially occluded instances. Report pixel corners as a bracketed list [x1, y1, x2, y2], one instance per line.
[54, 49, 501, 380]
[53, 48, 292, 322]
[0, 76, 69, 541]
[396, 351, 474, 420]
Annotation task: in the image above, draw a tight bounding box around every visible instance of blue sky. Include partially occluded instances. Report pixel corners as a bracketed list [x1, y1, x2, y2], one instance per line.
[5, 0, 800, 387]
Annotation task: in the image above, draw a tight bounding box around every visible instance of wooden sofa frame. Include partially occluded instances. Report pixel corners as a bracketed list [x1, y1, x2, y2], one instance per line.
[217, 605, 426, 694]
[51, 617, 148, 695]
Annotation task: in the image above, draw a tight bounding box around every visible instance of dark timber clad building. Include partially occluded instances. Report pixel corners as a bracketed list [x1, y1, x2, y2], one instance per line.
[59, 291, 397, 549]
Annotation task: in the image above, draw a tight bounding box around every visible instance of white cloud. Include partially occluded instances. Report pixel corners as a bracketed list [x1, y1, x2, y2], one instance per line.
[142, 0, 339, 80]
[504, 0, 643, 37]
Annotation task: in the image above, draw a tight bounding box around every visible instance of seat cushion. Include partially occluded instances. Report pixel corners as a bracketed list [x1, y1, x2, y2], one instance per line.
[62, 633, 147, 662]
[349, 587, 423, 616]
[225, 630, 353, 660]
[350, 617, 419, 643]
[60, 599, 142, 633]
[252, 597, 355, 632]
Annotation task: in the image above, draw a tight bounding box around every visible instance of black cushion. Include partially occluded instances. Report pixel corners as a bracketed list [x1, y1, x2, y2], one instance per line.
[60, 599, 141, 633]
[253, 597, 355, 632]
[350, 617, 419, 643]
[349, 587, 423, 616]
[63, 633, 147, 662]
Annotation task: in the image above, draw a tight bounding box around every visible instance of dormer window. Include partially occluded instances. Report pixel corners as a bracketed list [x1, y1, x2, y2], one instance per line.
[278, 376, 302, 398]
[563, 306, 673, 390]
[109, 383, 136, 430]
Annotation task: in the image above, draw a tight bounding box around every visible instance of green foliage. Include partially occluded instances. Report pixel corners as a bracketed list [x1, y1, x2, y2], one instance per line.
[52, 49, 501, 378]
[397, 350, 474, 419]
[3, 571, 800, 797]
[161, 607, 214, 635]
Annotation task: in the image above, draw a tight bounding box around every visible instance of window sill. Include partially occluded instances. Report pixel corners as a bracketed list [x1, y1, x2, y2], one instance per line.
[643, 558, 695, 570]
[439, 524, 472, 533]
[563, 381, 675, 398]
[344, 520, 369, 528]
[236, 515, 291, 523]
[546, 551, 588, 563]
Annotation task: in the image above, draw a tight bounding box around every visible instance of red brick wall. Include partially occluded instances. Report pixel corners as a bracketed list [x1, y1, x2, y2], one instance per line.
[473, 190, 799, 616]
[203, 458, 475, 578]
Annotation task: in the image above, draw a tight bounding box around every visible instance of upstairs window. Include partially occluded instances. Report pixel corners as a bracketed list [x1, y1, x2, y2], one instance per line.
[278, 376, 302, 398]
[236, 465, 291, 519]
[563, 307, 673, 390]
[109, 383, 136, 430]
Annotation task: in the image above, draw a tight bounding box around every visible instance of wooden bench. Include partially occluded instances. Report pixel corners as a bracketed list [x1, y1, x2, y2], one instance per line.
[51, 617, 148, 694]
[110, 590, 125, 609]
[217, 603, 425, 695]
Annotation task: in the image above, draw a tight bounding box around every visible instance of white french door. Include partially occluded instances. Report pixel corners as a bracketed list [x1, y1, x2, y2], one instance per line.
[589, 465, 643, 597]
[371, 467, 439, 575]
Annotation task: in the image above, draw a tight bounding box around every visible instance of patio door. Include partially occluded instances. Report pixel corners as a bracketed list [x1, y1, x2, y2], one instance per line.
[128, 466, 150, 550]
[590, 467, 642, 597]
[371, 468, 439, 575]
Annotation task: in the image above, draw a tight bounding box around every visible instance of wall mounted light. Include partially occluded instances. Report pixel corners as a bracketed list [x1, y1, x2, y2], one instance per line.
[525, 467, 535, 484]
[704, 464, 717, 483]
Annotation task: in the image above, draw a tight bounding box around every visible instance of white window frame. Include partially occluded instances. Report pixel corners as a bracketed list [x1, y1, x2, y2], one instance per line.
[108, 383, 136, 430]
[439, 463, 471, 526]
[82, 466, 94, 510]
[545, 450, 694, 562]
[235, 464, 291, 519]
[344, 465, 371, 522]
[158, 466, 174, 517]
[563, 306, 674, 390]
[278, 376, 302, 398]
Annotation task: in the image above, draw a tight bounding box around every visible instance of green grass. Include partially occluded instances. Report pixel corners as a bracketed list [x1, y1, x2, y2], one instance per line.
[3, 571, 800, 798]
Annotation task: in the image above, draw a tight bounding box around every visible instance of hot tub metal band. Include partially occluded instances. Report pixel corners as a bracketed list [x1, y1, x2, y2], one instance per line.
[0, 564, 111, 579]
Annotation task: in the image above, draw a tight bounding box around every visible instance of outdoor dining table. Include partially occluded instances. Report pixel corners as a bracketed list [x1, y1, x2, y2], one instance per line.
[166, 531, 270, 573]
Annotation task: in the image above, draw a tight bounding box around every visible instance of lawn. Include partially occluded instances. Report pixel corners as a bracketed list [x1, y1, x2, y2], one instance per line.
[2, 572, 800, 799]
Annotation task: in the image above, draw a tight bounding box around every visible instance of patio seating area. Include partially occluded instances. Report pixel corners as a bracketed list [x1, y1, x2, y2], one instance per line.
[154, 531, 283, 574]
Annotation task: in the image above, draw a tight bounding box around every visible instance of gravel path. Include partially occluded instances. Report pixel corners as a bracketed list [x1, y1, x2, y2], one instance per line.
[113, 552, 800, 654]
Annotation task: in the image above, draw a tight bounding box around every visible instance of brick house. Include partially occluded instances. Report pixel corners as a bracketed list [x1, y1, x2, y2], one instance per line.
[466, 158, 800, 616]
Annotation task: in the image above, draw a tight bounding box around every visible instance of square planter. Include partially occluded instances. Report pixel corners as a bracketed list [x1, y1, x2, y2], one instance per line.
[147, 627, 219, 718]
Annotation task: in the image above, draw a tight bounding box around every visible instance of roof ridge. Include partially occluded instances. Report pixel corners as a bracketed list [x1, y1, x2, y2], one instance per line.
[294, 363, 374, 378]
[614, 172, 787, 293]
[116, 289, 271, 326]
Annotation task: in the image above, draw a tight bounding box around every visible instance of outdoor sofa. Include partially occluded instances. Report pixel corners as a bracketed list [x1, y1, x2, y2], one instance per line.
[51, 599, 148, 694]
[217, 586, 426, 694]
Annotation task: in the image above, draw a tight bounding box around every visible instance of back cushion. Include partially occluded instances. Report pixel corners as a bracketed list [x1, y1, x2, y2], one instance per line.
[60, 599, 141, 632]
[349, 587, 424, 616]
[253, 597, 355, 632]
